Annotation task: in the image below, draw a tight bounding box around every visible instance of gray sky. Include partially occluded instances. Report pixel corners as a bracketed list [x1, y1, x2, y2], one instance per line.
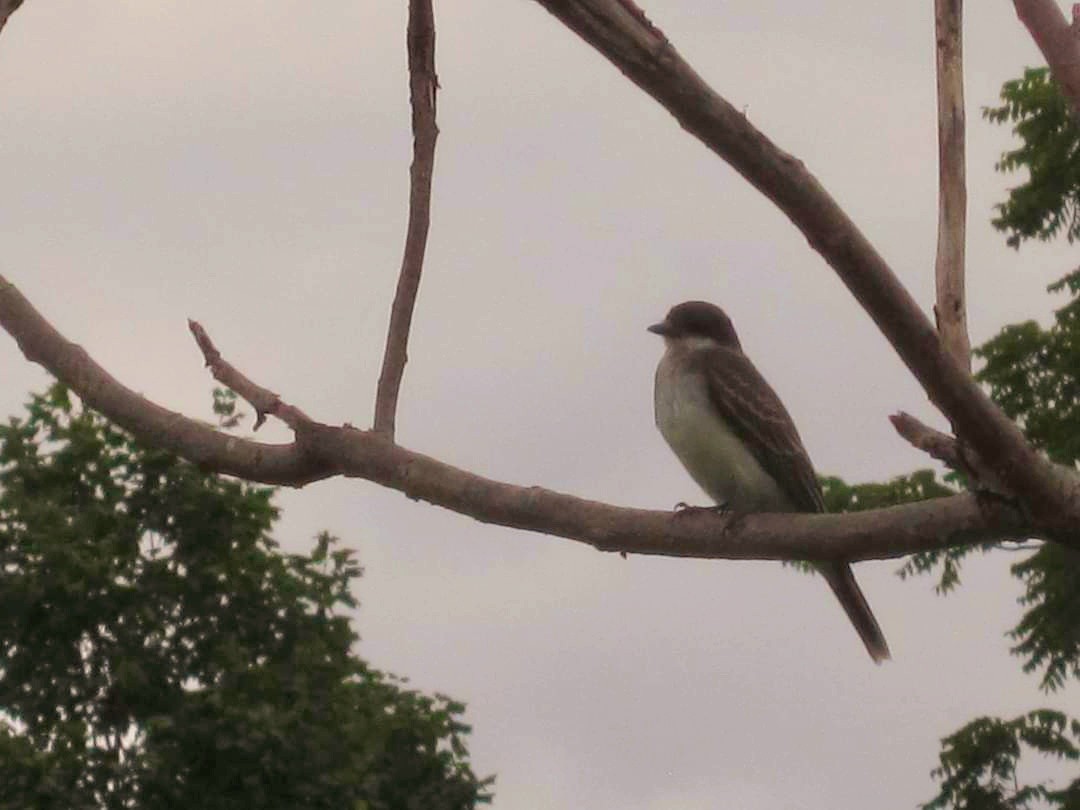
[2, 2, 1078, 807]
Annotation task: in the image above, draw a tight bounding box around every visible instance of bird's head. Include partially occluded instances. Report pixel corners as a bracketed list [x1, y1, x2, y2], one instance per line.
[647, 301, 742, 350]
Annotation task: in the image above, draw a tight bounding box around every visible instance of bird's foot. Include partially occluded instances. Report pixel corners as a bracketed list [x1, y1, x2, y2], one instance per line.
[673, 501, 728, 516]
[672, 502, 743, 533]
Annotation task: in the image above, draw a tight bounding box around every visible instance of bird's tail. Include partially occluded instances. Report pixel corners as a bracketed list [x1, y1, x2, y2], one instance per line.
[819, 562, 891, 663]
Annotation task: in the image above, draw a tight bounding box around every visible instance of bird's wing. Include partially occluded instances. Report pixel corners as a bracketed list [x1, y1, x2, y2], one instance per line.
[692, 346, 825, 513]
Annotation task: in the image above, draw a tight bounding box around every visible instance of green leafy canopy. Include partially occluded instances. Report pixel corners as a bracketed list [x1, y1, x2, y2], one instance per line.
[0, 385, 492, 809]
[983, 67, 1080, 248]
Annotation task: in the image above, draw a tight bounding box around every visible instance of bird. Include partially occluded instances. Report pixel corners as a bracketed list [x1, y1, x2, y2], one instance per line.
[648, 300, 890, 662]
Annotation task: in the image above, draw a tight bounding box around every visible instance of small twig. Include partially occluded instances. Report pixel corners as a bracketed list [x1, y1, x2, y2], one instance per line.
[1013, 0, 1080, 116]
[889, 411, 1009, 495]
[933, 0, 970, 371]
[373, 0, 439, 439]
[889, 411, 964, 468]
[188, 320, 312, 431]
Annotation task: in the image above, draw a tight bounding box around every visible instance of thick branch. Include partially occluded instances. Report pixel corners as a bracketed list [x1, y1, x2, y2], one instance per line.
[531, 0, 1079, 529]
[0, 274, 1035, 561]
[1013, 0, 1080, 116]
[304, 425, 1029, 562]
[373, 0, 439, 439]
[933, 0, 970, 370]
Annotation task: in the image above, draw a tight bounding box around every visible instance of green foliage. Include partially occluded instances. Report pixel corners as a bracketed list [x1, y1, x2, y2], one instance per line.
[879, 269, 1080, 669]
[1010, 543, 1080, 692]
[769, 471, 959, 577]
[819, 471, 991, 592]
[922, 711, 1080, 810]
[0, 385, 492, 809]
[896, 267, 1080, 806]
[983, 67, 1080, 248]
[972, 269, 1080, 692]
[211, 386, 244, 429]
[976, 271, 1080, 467]
[847, 82, 1080, 799]
[821, 469, 956, 514]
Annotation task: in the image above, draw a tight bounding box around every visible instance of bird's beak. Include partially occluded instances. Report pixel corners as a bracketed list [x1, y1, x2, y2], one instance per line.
[647, 321, 672, 336]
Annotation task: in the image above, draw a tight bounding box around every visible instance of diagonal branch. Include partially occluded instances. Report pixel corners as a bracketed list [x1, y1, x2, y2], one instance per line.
[1012, 0, 1080, 116]
[188, 319, 313, 431]
[933, 0, 970, 371]
[530, 0, 1079, 529]
[0, 273, 1037, 561]
[373, 0, 439, 439]
[889, 411, 1010, 496]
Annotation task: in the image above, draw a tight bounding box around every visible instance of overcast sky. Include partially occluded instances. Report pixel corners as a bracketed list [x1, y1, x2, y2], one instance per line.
[3, 2, 1078, 808]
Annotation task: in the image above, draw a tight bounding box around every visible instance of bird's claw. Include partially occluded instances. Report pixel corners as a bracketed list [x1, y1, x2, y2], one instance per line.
[673, 501, 728, 516]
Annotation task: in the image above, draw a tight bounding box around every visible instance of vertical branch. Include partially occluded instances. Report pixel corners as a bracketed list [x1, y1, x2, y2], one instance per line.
[373, 0, 439, 439]
[1013, 0, 1080, 116]
[933, 0, 969, 371]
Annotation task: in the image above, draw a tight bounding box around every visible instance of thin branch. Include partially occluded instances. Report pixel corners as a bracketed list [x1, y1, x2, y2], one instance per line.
[530, 0, 1079, 529]
[0, 273, 1037, 561]
[0, 0, 25, 36]
[0, 276, 325, 485]
[1013, 0, 1080, 116]
[188, 320, 312, 431]
[373, 0, 439, 439]
[933, 0, 970, 370]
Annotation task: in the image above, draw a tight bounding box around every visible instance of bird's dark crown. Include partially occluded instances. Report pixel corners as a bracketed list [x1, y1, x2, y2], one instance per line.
[652, 301, 741, 348]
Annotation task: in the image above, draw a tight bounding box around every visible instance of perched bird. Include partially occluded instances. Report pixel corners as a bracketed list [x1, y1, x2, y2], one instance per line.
[648, 300, 890, 662]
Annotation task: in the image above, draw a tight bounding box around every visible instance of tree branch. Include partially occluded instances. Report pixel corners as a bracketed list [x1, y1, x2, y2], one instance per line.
[0, 276, 328, 486]
[0, 4, 1072, 572]
[0, 274, 1036, 561]
[373, 0, 439, 439]
[530, 0, 1080, 529]
[1012, 0, 1080, 116]
[188, 319, 313, 431]
[933, 0, 970, 370]
[889, 411, 1009, 495]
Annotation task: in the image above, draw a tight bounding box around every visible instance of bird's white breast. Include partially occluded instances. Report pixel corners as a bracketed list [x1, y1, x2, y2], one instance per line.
[653, 349, 794, 512]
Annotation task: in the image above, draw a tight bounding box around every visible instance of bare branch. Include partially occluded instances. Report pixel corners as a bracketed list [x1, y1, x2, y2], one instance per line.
[1013, 0, 1080, 116]
[531, 0, 1080, 528]
[0, 275, 326, 486]
[889, 411, 1009, 495]
[188, 320, 313, 431]
[933, 0, 970, 370]
[0, 274, 1038, 561]
[890, 411, 966, 470]
[373, 0, 439, 439]
[0, 0, 25, 36]
[304, 426, 1032, 562]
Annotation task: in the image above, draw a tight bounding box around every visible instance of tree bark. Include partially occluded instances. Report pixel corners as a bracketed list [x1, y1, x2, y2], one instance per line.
[933, 0, 970, 371]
